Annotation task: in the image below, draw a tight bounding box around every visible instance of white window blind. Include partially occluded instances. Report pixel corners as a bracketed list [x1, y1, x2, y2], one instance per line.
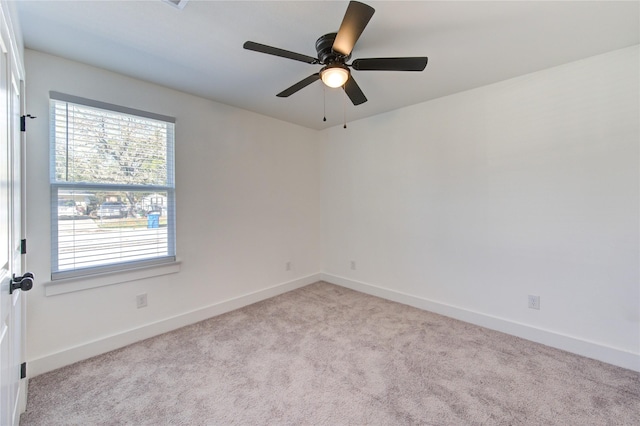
[50, 92, 176, 280]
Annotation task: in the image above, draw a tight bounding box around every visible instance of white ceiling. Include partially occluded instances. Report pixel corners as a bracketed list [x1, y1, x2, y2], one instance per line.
[15, 0, 640, 130]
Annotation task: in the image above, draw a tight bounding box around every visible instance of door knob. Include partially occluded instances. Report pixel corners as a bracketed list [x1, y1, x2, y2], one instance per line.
[10, 272, 34, 294]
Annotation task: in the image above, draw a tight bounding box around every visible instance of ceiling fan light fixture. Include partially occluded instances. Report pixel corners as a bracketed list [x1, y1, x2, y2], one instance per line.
[320, 65, 350, 88]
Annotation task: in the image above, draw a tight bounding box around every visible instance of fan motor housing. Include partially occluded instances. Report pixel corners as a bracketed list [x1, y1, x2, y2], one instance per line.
[316, 33, 351, 64]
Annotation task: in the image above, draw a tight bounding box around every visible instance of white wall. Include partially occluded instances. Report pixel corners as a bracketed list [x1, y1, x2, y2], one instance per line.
[23, 45, 639, 375]
[320, 46, 639, 370]
[24, 50, 322, 375]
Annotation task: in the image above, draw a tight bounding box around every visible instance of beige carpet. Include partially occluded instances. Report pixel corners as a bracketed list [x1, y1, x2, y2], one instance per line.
[21, 282, 639, 425]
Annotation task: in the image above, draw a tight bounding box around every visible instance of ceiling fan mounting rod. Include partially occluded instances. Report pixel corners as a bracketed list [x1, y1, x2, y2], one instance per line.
[316, 33, 351, 65]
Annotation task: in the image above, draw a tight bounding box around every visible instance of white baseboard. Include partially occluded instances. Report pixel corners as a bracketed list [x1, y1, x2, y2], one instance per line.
[29, 273, 322, 377]
[321, 273, 640, 373]
[28, 272, 639, 377]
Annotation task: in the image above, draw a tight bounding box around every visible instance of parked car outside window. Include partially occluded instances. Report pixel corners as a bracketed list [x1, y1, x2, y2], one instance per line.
[96, 202, 128, 218]
[57, 199, 79, 219]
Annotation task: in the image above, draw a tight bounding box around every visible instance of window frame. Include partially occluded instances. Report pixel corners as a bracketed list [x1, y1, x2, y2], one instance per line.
[49, 92, 176, 280]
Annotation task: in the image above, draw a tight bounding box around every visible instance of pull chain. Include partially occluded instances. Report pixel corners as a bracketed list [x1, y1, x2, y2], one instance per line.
[343, 86, 347, 129]
[323, 85, 327, 122]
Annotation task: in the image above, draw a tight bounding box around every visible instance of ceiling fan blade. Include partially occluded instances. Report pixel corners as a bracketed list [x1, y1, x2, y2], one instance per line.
[332, 1, 375, 57]
[277, 73, 320, 97]
[343, 76, 367, 105]
[243, 41, 318, 64]
[352, 57, 428, 71]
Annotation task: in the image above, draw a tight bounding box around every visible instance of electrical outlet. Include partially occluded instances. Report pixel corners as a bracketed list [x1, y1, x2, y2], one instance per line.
[136, 293, 148, 309]
[286, 261, 292, 271]
[528, 295, 540, 310]
[350, 260, 356, 270]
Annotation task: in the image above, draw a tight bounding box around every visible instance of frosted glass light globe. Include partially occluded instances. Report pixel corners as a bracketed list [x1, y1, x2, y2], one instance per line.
[321, 66, 349, 88]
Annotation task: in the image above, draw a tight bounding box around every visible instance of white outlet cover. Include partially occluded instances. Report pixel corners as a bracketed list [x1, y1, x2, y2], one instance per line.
[528, 295, 540, 310]
[136, 294, 148, 308]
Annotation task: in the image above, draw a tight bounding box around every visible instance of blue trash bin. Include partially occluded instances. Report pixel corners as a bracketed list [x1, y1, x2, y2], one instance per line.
[147, 213, 160, 229]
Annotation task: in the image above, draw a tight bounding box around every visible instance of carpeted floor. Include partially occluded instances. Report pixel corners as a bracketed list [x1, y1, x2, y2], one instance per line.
[21, 282, 640, 425]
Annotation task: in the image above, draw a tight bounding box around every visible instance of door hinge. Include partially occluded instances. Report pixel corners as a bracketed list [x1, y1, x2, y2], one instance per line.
[20, 362, 26, 379]
[20, 239, 26, 254]
[20, 114, 36, 132]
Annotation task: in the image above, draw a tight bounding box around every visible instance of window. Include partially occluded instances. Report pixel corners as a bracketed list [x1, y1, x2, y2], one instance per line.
[50, 92, 176, 280]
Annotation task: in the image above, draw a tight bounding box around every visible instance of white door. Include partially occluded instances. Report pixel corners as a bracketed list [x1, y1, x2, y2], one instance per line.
[0, 21, 28, 425]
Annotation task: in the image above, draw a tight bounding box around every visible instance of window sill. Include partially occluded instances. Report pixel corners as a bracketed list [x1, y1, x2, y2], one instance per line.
[44, 260, 181, 296]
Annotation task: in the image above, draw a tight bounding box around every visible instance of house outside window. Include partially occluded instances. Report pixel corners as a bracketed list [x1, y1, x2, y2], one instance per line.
[50, 92, 176, 280]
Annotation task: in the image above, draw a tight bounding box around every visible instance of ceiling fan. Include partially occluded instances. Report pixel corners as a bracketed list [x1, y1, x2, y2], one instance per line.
[243, 1, 428, 106]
